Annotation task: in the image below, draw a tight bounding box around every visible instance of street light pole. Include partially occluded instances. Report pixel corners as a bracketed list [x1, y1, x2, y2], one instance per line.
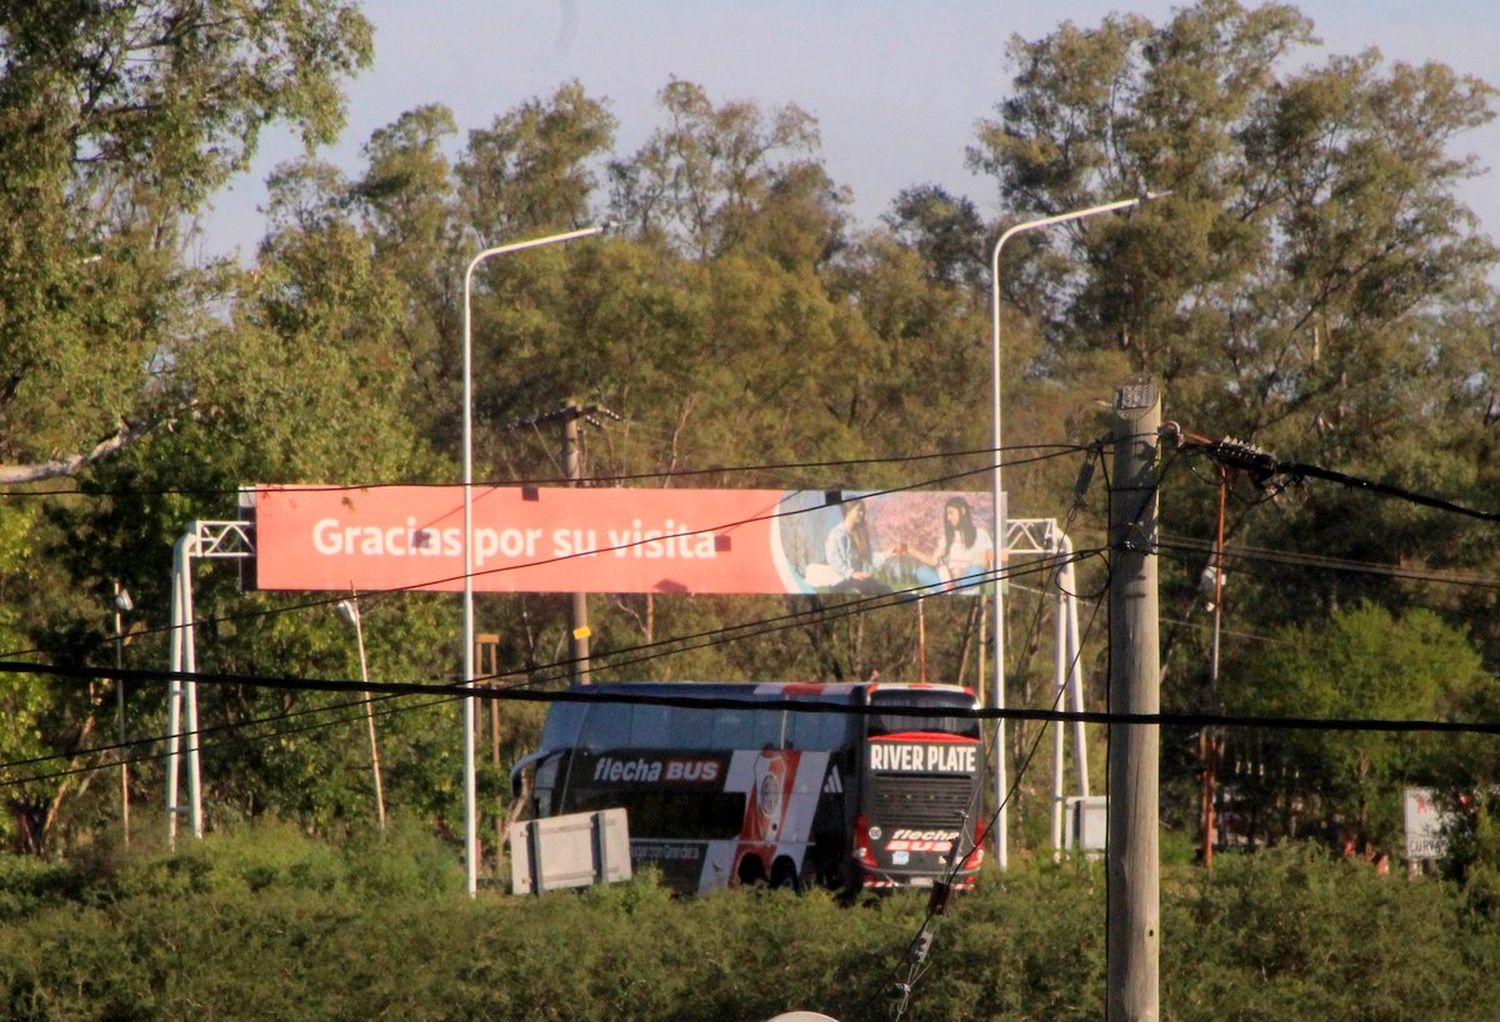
[461, 222, 612, 896]
[989, 193, 1161, 869]
[337, 596, 385, 831]
[112, 582, 132, 846]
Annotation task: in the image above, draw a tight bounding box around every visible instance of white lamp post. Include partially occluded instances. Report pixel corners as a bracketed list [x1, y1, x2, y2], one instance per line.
[989, 193, 1163, 869]
[461, 222, 612, 895]
[337, 596, 385, 831]
[112, 582, 132, 846]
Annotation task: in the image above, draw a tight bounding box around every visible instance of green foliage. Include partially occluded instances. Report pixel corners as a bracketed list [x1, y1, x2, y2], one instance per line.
[0, 0, 374, 473]
[1227, 602, 1491, 850]
[975, 0, 1500, 623]
[3, 840, 1500, 1020]
[5, 0, 1500, 883]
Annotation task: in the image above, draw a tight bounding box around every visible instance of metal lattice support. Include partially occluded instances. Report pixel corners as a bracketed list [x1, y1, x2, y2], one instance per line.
[1001, 518, 1090, 858]
[167, 520, 255, 846]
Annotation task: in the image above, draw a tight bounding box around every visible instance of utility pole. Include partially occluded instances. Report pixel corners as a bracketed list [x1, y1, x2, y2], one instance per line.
[562, 403, 591, 684]
[1107, 374, 1161, 1022]
[510, 402, 620, 686]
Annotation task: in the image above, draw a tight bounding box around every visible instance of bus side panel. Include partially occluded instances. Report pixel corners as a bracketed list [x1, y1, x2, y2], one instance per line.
[704, 749, 831, 892]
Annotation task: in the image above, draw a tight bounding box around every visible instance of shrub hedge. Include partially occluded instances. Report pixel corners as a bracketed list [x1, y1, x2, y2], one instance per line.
[2, 827, 1498, 1020]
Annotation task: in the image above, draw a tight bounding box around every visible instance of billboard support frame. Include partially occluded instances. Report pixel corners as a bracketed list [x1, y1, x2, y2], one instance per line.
[166, 520, 255, 847]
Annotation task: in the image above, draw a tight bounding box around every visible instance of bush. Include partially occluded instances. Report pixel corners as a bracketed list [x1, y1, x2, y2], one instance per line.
[4, 833, 1500, 1020]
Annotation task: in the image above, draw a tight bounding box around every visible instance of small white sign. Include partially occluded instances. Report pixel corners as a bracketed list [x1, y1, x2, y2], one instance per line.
[1404, 787, 1453, 861]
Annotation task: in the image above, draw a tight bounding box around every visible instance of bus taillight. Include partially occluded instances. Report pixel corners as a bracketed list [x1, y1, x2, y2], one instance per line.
[961, 820, 987, 871]
[853, 813, 875, 863]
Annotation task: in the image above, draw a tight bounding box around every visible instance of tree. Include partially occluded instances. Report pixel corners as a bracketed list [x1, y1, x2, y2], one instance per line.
[0, 0, 377, 852]
[973, 0, 1495, 438]
[972, 2, 1500, 778]
[883, 184, 987, 290]
[0, 0, 374, 484]
[1230, 602, 1489, 851]
[459, 81, 615, 240]
[609, 79, 837, 261]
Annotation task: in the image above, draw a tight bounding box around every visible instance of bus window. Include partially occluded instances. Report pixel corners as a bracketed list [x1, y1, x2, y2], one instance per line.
[696, 704, 784, 749]
[578, 701, 630, 750]
[868, 691, 980, 740]
[540, 702, 588, 751]
[670, 706, 718, 747]
[628, 703, 674, 747]
[786, 708, 851, 750]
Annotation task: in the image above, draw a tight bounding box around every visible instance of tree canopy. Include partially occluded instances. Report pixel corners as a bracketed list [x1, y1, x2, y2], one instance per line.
[1, 0, 1497, 868]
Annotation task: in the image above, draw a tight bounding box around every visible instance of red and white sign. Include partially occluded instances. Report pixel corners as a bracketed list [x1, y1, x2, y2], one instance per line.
[252, 485, 788, 594]
[249, 485, 999, 597]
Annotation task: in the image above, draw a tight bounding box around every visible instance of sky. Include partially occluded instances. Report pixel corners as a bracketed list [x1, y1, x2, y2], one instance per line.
[200, 0, 1500, 262]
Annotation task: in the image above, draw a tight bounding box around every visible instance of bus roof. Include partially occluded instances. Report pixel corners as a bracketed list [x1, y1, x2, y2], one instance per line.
[561, 681, 975, 702]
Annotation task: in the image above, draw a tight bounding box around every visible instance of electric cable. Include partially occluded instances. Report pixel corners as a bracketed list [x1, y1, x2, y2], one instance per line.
[0, 551, 1100, 784]
[886, 440, 1118, 1021]
[0, 687, 419, 774]
[1156, 535, 1500, 591]
[0, 441, 1090, 500]
[0, 444, 1095, 664]
[491, 554, 1097, 690]
[1, 688, 457, 791]
[1169, 430, 1500, 524]
[7, 639, 1500, 783]
[886, 564, 1109, 1022]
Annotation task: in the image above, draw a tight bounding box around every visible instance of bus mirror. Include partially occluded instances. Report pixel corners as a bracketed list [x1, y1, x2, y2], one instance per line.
[509, 749, 546, 798]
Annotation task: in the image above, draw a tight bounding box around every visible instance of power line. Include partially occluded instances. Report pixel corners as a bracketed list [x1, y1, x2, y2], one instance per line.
[1170, 429, 1500, 525]
[0, 446, 1093, 663]
[7, 658, 1496, 792]
[0, 441, 1091, 501]
[500, 553, 1099, 688]
[0, 551, 1100, 783]
[0, 688, 456, 791]
[888, 563, 1109, 1022]
[1157, 534, 1500, 591]
[0, 688, 415, 774]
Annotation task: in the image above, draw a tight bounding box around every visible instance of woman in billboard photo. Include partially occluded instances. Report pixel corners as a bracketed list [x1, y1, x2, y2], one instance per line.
[820, 500, 894, 594]
[908, 496, 993, 592]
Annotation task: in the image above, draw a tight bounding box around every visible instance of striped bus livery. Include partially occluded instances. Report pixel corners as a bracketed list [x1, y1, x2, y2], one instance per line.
[511, 681, 984, 893]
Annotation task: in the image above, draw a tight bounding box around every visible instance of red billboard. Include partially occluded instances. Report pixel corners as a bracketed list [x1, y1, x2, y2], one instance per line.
[250, 485, 1001, 596]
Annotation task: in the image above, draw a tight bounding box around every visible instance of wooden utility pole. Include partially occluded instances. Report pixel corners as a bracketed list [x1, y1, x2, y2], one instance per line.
[1107, 374, 1161, 1022]
[562, 403, 592, 684]
[513, 401, 618, 686]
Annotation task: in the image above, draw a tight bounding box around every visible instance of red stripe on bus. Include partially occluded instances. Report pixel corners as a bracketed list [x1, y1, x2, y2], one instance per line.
[870, 732, 979, 744]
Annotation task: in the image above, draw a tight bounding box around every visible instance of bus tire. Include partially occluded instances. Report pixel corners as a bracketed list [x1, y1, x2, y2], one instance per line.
[770, 857, 803, 893]
[737, 853, 767, 887]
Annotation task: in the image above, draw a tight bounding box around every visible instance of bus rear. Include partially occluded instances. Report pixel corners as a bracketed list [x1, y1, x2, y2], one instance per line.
[851, 685, 985, 889]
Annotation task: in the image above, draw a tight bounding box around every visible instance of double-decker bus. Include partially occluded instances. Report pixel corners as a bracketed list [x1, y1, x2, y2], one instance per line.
[510, 682, 984, 894]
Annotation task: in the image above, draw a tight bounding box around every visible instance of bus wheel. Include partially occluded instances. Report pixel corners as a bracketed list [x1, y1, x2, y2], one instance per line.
[770, 857, 803, 893]
[737, 853, 767, 887]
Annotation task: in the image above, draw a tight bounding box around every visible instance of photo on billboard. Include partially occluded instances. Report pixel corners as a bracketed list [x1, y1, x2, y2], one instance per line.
[773, 490, 998, 597]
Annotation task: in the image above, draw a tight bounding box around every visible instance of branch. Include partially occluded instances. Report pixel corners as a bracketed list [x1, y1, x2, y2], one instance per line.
[0, 418, 161, 484]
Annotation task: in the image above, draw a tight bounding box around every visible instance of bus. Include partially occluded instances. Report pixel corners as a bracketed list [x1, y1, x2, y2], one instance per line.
[510, 681, 985, 894]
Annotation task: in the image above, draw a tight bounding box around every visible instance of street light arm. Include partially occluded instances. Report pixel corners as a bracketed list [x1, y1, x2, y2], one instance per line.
[464, 222, 615, 288]
[987, 189, 1164, 872]
[459, 219, 611, 897]
[989, 193, 1167, 277]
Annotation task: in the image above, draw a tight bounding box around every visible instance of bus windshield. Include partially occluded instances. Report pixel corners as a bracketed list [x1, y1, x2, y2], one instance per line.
[867, 688, 980, 740]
